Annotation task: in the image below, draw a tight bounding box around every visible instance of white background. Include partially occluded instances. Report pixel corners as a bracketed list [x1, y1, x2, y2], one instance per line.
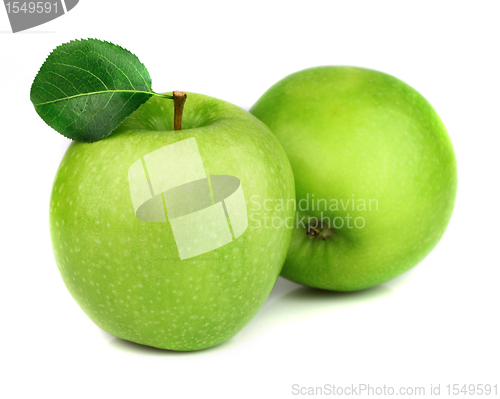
[1, 1, 499, 398]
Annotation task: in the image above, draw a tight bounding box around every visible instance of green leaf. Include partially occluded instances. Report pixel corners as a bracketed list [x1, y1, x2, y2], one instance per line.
[30, 38, 171, 142]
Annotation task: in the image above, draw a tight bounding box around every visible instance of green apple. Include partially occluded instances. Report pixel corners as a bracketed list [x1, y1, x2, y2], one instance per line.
[250, 66, 457, 291]
[50, 93, 295, 351]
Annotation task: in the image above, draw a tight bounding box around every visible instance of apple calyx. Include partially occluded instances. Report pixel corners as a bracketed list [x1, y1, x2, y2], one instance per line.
[306, 221, 335, 241]
[173, 91, 187, 130]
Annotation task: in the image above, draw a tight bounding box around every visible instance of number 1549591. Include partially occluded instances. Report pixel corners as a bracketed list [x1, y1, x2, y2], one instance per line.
[5, 2, 58, 14]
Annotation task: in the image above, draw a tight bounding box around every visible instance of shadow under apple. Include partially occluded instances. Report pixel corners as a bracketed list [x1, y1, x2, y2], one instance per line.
[105, 274, 404, 355]
[238, 277, 394, 335]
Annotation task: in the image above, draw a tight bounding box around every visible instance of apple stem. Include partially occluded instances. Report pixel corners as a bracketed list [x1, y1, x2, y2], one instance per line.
[173, 91, 187, 131]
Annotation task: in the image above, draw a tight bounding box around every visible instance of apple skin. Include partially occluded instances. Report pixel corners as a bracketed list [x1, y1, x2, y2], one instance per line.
[49, 93, 295, 351]
[250, 66, 457, 291]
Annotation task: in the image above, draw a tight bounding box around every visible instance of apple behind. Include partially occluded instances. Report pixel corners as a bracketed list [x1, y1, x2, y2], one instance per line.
[250, 66, 457, 291]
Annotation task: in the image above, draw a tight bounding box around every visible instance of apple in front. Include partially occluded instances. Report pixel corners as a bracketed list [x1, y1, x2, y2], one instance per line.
[50, 93, 295, 351]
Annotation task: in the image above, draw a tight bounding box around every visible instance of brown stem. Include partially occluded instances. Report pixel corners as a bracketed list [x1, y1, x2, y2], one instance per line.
[173, 91, 187, 131]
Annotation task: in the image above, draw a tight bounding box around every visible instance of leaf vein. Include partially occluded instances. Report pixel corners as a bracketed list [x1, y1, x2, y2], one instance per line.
[52, 62, 109, 90]
[93, 52, 137, 90]
[33, 90, 155, 106]
[78, 92, 115, 131]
